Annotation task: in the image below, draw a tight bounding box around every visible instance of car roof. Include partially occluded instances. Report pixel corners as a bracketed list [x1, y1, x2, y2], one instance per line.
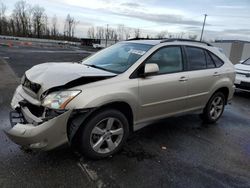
[124, 40, 162, 45]
[124, 39, 212, 47]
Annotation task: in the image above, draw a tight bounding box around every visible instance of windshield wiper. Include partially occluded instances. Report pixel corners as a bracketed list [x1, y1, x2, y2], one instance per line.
[83, 64, 120, 74]
[83, 64, 113, 73]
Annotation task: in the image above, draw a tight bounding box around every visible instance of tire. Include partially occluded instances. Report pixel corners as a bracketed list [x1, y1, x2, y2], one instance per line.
[78, 109, 129, 159]
[201, 92, 226, 124]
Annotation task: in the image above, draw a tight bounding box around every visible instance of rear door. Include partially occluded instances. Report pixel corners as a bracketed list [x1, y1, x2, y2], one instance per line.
[184, 46, 222, 110]
[137, 46, 188, 123]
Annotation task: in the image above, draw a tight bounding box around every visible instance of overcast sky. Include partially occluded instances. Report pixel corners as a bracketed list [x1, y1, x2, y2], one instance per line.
[4, 0, 250, 41]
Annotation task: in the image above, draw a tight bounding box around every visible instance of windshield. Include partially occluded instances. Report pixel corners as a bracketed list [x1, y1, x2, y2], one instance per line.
[82, 42, 153, 73]
[243, 58, 250, 65]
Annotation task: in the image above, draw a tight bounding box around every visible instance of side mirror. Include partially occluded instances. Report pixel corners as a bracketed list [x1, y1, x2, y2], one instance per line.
[144, 63, 159, 76]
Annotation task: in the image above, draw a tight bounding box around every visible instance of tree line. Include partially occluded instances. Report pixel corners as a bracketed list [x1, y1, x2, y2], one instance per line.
[0, 0, 79, 41]
[87, 25, 198, 41]
[0, 0, 199, 42]
[87, 25, 142, 41]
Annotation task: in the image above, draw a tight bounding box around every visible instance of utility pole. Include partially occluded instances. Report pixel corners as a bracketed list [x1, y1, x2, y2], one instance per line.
[200, 14, 207, 41]
[105, 24, 109, 47]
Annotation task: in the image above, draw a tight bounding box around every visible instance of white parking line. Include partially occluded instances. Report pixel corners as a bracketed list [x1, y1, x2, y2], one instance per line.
[77, 159, 104, 188]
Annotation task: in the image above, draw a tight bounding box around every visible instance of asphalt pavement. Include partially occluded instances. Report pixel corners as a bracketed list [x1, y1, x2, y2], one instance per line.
[0, 44, 250, 188]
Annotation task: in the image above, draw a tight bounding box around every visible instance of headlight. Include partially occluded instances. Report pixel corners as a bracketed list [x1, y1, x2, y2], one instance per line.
[42, 90, 81, 109]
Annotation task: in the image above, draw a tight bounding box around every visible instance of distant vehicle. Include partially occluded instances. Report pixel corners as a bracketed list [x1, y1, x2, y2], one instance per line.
[234, 57, 250, 92]
[92, 43, 105, 49]
[5, 39, 235, 159]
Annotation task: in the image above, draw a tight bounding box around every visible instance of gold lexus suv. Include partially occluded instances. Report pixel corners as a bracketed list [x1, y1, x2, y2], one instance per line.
[5, 39, 235, 159]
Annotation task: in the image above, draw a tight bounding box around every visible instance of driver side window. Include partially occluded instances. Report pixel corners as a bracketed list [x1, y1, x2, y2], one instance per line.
[145, 46, 183, 74]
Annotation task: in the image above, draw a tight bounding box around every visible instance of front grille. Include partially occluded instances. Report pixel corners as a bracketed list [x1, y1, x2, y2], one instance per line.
[22, 75, 41, 93]
[19, 100, 45, 117]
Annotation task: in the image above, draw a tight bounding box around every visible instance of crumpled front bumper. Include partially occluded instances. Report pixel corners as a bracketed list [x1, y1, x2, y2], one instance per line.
[4, 85, 72, 150]
[5, 110, 72, 150]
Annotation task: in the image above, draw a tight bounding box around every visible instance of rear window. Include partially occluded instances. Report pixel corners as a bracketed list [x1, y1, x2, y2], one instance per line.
[186, 47, 207, 70]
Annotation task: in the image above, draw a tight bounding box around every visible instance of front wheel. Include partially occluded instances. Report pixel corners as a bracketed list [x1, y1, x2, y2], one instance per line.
[201, 92, 226, 124]
[78, 109, 129, 159]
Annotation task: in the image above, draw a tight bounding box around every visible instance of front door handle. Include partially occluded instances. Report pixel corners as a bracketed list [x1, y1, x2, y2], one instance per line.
[179, 76, 188, 82]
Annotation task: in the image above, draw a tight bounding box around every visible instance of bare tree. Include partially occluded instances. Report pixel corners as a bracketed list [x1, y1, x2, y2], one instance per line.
[168, 32, 174, 38]
[87, 26, 95, 39]
[8, 18, 16, 35]
[32, 5, 45, 38]
[176, 32, 185, 39]
[108, 27, 117, 40]
[134, 28, 140, 38]
[64, 14, 78, 38]
[0, 2, 7, 35]
[51, 15, 58, 37]
[64, 14, 72, 37]
[0, 1, 82, 41]
[117, 24, 125, 40]
[12, 0, 32, 36]
[124, 27, 131, 39]
[44, 14, 50, 37]
[156, 31, 168, 39]
[96, 26, 105, 39]
[71, 20, 78, 38]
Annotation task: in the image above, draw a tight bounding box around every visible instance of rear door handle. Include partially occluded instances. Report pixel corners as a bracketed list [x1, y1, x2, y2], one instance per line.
[179, 76, 188, 82]
[213, 72, 221, 77]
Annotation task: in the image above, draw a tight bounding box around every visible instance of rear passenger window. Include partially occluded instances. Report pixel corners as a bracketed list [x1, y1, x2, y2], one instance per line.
[205, 51, 216, 68]
[186, 47, 206, 70]
[210, 53, 224, 67]
[145, 46, 183, 74]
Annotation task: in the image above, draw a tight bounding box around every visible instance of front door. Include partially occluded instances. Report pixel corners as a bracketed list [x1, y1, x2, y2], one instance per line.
[137, 46, 188, 123]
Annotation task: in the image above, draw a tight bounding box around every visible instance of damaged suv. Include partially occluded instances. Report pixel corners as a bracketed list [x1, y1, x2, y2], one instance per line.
[5, 39, 235, 159]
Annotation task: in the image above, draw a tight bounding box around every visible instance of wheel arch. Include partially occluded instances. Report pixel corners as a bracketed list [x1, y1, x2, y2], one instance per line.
[95, 101, 134, 133]
[68, 101, 135, 146]
[210, 87, 229, 104]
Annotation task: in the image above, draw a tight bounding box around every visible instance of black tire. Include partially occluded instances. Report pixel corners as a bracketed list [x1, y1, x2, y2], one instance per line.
[201, 92, 226, 124]
[78, 109, 129, 159]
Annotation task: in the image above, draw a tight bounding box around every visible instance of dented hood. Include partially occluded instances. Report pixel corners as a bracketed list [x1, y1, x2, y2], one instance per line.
[25, 62, 116, 92]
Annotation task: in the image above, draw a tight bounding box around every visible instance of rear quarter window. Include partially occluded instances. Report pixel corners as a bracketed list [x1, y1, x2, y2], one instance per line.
[209, 52, 224, 67]
[205, 51, 216, 68]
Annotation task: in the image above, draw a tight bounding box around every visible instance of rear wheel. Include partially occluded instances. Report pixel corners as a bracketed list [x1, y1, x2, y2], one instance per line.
[78, 109, 129, 159]
[201, 92, 226, 124]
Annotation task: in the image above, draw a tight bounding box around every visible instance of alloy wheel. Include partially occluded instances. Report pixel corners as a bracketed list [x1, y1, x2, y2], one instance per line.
[90, 117, 124, 154]
[209, 96, 224, 120]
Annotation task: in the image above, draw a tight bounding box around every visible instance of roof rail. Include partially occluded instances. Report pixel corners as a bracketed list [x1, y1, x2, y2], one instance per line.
[160, 38, 213, 46]
[126, 38, 165, 41]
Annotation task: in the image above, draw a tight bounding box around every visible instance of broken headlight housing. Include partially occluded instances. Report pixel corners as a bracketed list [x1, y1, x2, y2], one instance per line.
[42, 90, 81, 109]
